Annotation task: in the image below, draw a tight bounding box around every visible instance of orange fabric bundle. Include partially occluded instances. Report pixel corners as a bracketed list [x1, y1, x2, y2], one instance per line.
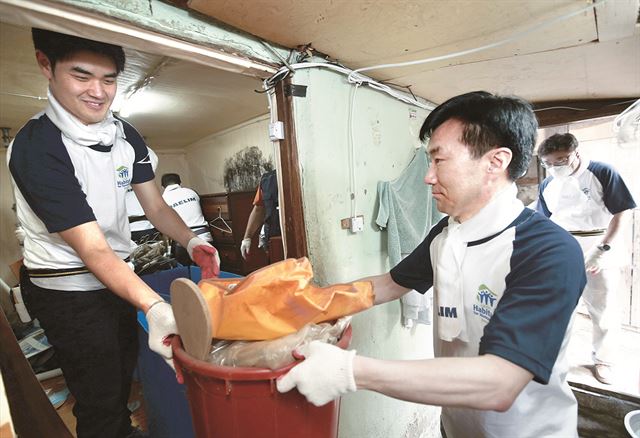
[198, 258, 374, 340]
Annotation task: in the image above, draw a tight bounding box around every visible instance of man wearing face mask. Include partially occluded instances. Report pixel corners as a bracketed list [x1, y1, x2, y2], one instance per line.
[536, 133, 636, 384]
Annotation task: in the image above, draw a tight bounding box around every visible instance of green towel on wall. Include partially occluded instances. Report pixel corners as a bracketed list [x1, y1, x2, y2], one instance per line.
[376, 148, 443, 327]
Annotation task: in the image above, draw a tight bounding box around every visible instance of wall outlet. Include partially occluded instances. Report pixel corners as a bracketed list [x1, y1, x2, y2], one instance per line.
[269, 121, 285, 141]
[350, 215, 364, 233]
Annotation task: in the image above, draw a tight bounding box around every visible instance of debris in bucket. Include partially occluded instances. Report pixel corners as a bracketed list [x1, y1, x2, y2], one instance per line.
[208, 317, 351, 369]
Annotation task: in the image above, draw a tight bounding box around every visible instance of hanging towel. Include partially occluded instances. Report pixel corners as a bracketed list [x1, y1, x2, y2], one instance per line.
[376, 148, 443, 327]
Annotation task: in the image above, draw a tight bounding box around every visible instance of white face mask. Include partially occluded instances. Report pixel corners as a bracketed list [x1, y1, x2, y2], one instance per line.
[548, 164, 573, 178]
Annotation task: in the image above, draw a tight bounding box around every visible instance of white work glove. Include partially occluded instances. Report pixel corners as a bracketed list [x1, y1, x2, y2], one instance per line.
[146, 301, 178, 370]
[187, 236, 221, 279]
[240, 238, 251, 260]
[584, 245, 608, 275]
[276, 341, 357, 406]
[15, 226, 26, 245]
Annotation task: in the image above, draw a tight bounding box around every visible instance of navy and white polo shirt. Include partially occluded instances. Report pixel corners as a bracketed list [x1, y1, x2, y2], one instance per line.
[391, 195, 586, 437]
[537, 159, 636, 231]
[8, 100, 154, 291]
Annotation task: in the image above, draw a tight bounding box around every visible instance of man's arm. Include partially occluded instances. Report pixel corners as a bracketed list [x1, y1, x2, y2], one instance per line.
[243, 205, 266, 240]
[601, 210, 628, 246]
[359, 272, 411, 305]
[58, 221, 161, 311]
[132, 180, 196, 247]
[354, 353, 533, 411]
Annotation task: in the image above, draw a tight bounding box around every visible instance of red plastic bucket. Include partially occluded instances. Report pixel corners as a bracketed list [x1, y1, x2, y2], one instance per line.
[172, 325, 352, 438]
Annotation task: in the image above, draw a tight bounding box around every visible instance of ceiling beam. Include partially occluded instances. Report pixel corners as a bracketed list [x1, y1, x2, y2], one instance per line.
[533, 97, 638, 127]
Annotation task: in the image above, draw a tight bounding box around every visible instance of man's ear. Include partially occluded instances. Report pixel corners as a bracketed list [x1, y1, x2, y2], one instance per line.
[35, 50, 54, 80]
[486, 147, 512, 174]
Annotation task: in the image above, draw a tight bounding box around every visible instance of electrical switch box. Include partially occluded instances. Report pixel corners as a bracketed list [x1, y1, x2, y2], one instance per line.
[269, 121, 285, 141]
[350, 215, 364, 233]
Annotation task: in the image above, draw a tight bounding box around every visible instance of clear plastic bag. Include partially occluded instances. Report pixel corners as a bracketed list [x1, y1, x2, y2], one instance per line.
[207, 317, 351, 369]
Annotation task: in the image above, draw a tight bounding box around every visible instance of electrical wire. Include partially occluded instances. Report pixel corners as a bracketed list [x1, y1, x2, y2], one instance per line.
[264, 62, 436, 110]
[348, 83, 360, 218]
[347, 0, 609, 81]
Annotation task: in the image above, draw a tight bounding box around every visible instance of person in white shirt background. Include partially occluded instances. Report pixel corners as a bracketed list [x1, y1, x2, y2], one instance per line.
[161, 173, 213, 266]
[536, 133, 636, 385]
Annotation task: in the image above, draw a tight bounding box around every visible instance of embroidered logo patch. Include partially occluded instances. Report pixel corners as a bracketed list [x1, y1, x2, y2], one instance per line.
[116, 165, 131, 188]
[472, 284, 498, 322]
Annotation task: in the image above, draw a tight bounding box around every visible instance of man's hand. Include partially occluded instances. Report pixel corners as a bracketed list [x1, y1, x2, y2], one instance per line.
[187, 237, 220, 279]
[584, 245, 608, 274]
[277, 341, 357, 406]
[146, 301, 178, 369]
[240, 238, 251, 260]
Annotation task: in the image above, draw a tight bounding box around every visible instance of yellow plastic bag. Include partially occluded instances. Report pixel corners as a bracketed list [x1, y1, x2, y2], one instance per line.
[198, 258, 373, 340]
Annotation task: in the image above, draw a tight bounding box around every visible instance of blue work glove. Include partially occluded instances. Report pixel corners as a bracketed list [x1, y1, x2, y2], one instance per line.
[276, 341, 357, 406]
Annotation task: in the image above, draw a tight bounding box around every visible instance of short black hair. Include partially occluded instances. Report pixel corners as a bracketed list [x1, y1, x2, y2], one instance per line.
[161, 173, 181, 187]
[420, 91, 538, 180]
[537, 133, 578, 157]
[32, 28, 125, 74]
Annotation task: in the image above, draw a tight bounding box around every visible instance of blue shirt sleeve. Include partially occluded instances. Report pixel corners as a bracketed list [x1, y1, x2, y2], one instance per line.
[389, 216, 448, 293]
[119, 118, 155, 184]
[9, 116, 96, 233]
[535, 178, 552, 217]
[588, 161, 636, 214]
[479, 215, 586, 384]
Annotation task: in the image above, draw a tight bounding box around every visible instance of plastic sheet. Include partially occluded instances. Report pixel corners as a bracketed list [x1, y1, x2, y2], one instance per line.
[198, 257, 373, 340]
[207, 317, 351, 369]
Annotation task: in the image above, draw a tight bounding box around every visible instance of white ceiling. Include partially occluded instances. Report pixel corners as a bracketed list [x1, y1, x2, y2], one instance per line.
[0, 22, 269, 150]
[189, 0, 640, 103]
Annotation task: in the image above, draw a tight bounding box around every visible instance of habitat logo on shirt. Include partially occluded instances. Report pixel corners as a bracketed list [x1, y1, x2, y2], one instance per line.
[473, 284, 497, 322]
[116, 165, 131, 188]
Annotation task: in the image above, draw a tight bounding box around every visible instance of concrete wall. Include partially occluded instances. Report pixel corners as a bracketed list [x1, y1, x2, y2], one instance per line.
[291, 67, 440, 438]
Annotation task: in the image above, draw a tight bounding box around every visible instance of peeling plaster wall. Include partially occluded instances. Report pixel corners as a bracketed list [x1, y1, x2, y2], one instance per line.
[184, 115, 273, 195]
[291, 67, 440, 438]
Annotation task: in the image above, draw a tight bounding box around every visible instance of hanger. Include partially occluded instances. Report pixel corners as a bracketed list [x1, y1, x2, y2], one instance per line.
[209, 206, 233, 234]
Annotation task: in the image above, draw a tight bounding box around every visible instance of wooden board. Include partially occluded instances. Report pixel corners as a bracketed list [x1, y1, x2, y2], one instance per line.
[170, 278, 212, 361]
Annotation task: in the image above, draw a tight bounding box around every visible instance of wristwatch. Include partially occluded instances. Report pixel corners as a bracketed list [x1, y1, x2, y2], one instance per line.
[598, 244, 611, 251]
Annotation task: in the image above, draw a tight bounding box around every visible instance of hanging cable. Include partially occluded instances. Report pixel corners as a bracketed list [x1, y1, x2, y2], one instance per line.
[347, 0, 609, 82]
[264, 62, 436, 110]
[348, 83, 361, 218]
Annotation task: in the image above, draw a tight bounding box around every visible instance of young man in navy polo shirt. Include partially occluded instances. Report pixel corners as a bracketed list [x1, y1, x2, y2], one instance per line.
[8, 29, 220, 437]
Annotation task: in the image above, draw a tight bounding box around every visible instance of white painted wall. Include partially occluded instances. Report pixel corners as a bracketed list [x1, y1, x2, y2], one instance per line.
[184, 114, 273, 194]
[155, 150, 191, 189]
[291, 68, 440, 438]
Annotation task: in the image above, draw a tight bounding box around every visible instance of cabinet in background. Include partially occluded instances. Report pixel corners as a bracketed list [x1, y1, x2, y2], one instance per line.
[200, 191, 268, 276]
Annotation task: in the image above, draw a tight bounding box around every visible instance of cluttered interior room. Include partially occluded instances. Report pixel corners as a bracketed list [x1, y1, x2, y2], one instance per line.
[0, 1, 639, 438]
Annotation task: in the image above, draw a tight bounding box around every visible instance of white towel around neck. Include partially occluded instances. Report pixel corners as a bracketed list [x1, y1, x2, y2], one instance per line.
[434, 183, 524, 342]
[45, 89, 123, 147]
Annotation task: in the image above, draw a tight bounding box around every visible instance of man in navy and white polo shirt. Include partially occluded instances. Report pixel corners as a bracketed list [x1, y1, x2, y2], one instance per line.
[8, 29, 220, 438]
[536, 133, 636, 385]
[277, 92, 586, 437]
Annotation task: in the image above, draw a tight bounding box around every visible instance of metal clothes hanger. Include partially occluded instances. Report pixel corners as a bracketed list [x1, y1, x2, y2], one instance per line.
[209, 206, 233, 234]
